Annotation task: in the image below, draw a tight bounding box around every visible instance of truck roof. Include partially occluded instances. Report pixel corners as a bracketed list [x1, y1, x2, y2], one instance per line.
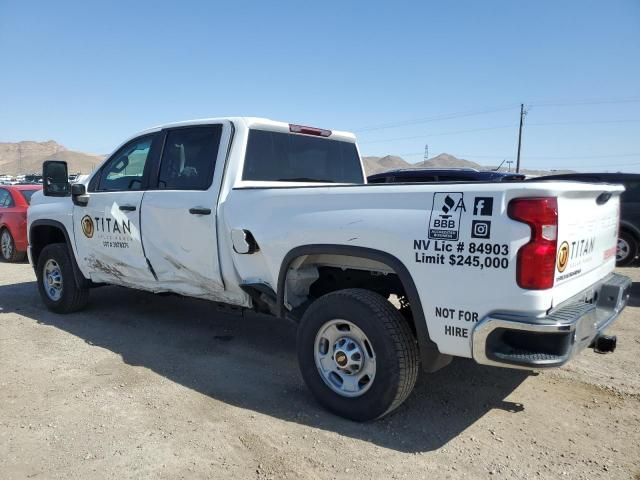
[136, 117, 357, 143]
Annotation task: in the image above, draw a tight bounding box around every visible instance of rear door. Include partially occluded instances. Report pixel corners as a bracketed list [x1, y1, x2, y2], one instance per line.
[140, 122, 231, 298]
[72, 133, 160, 285]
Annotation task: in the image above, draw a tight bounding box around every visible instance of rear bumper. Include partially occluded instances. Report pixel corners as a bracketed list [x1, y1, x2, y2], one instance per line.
[472, 273, 632, 369]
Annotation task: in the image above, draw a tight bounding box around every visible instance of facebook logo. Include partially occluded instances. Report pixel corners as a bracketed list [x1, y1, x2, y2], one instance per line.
[473, 197, 493, 216]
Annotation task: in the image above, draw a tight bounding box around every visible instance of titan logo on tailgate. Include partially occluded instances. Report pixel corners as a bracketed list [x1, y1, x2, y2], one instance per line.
[556, 237, 596, 281]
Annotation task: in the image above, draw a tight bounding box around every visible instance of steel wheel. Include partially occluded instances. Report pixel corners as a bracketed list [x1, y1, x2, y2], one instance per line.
[1, 229, 13, 260]
[314, 319, 376, 398]
[43, 259, 63, 301]
[617, 237, 631, 263]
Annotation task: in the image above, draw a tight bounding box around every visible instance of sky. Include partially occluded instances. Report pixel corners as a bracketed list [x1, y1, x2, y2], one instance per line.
[1, 0, 639, 172]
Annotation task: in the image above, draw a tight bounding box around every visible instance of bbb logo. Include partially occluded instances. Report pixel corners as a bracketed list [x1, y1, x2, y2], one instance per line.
[471, 220, 491, 239]
[473, 197, 493, 216]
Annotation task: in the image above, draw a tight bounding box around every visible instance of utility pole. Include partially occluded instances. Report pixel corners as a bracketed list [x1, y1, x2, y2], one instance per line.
[516, 103, 527, 173]
[423, 144, 429, 162]
[506, 160, 513, 172]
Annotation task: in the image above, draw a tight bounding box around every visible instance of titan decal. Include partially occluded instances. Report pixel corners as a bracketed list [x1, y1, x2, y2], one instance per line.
[81, 215, 94, 238]
[557, 241, 569, 272]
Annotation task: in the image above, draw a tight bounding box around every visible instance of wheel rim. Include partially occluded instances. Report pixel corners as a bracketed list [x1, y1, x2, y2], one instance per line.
[43, 259, 63, 301]
[314, 319, 376, 398]
[1, 230, 12, 259]
[616, 238, 630, 262]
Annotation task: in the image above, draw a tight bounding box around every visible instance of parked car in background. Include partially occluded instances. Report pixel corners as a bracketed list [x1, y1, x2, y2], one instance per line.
[535, 173, 640, 266]
[367, 168, 526, 184]
[0, 185, 42, 262]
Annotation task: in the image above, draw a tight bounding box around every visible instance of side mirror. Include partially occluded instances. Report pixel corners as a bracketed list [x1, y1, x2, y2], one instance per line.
[71, 183, 86, 196]
[71, 182, 89, 206]
[42, 160, 70, 197]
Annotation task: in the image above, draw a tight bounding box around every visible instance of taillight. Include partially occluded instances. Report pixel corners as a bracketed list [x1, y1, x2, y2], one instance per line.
[508, 197, 558, 290]
[289, 124, 332, 137]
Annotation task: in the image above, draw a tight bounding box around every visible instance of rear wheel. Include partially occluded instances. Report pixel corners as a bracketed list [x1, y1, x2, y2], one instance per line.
[0, 228, 25, 262]
[616, 230, 638, 266]
[36, 243, 89, 313]
[297, 288, 419, 421]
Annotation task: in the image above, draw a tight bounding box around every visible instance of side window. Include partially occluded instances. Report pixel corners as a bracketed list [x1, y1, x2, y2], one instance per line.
[158, 125, 222, 190]
[0, 189, 9, 207]
[97, 135, 155, 191]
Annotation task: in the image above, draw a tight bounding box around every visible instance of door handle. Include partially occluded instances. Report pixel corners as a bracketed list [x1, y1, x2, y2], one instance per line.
[189, 207, 212, 215]
[119, 205, 137, 212]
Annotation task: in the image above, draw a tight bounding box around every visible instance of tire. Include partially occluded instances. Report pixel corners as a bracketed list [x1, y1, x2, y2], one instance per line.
[616, 230, 638, 266]
[36, 243, 89, 313]
[0, 228, 26, 262]
[297, 288, 419, 421]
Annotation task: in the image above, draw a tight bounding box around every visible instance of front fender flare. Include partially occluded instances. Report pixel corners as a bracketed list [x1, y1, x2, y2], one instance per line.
[29, 219, 90, 289]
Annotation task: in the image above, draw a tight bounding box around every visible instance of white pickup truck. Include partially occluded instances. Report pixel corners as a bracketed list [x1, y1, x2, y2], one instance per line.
[28, 117, 631, 421]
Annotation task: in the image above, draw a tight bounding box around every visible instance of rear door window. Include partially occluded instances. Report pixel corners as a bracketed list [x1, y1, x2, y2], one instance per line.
[243, 130, 364, 183]
[158, 125, 223, 190]
[20, 190, 37, 204]
[0, 189, 11, 207]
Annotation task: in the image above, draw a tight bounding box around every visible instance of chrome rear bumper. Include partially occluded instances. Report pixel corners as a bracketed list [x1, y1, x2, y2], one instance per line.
[472, 273, 632, 369]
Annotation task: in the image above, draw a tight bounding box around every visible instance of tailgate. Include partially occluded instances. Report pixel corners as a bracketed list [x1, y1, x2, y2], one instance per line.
[553, 184, 622, 306]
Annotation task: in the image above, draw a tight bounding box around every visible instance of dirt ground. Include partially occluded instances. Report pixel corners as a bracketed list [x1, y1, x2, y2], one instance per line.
[0, 262, 639, 480]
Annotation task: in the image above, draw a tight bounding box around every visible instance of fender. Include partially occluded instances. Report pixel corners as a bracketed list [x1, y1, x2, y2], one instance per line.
[29, 219, 91, 289]
[277, 244, 452, 372]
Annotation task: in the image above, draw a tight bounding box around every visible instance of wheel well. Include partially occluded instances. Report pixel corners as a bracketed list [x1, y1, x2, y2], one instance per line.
[30, 224, 68, 266]
[286, 261, 409, 318]
[279, 247, 452, 373]
[620, 226, 639, 241]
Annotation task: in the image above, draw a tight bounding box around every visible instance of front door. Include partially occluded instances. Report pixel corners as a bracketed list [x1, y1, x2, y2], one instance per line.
[73, 134, 159, 286]
[140, 123, 230, 299]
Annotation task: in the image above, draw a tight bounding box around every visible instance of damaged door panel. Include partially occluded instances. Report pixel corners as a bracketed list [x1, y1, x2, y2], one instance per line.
[140, 123, 229, 299]
[72, 134, 157, 285]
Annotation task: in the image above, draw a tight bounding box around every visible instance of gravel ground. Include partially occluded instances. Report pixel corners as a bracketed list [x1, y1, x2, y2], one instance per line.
[0, 261, 639, 479]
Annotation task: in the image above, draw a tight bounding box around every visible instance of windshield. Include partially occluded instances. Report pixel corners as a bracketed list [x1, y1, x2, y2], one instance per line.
[20, 190, 38, 205]
[243, 129, 364, 183]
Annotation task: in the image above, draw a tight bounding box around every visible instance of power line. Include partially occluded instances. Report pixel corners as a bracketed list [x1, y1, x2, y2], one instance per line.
[353, 105, 519, 133]
[528, 119, 640, 127]
[529, 96, 640, 107]
[358, 124, 517, 144]
[353, 96, 640, 134]
[358, 118, 640, 145]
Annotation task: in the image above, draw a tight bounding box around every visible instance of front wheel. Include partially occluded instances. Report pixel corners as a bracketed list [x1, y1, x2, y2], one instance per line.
[297, 288, 419, 421]
[36, 243, 89, 313]
[616, 231, 638, 266]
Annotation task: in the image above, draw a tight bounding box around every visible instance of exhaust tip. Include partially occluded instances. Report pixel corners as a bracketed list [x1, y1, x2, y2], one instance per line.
[592, 334, 617, 354]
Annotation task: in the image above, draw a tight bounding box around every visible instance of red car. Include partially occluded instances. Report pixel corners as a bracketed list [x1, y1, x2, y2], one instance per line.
[0, 185, 42, 262]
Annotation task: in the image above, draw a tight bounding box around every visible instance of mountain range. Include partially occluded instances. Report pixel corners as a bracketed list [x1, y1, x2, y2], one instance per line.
[0, 140, 561, 177]
[363, 153, 483, 174]
[0, 141, 103, 175]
